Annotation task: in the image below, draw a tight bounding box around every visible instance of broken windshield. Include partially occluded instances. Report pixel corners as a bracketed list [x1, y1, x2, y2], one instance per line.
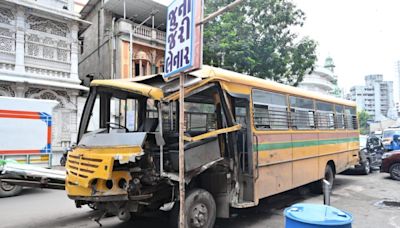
[78, 87, 159, 141]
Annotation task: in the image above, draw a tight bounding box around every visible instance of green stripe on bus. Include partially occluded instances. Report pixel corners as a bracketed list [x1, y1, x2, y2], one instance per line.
[255, 137, 359, 151]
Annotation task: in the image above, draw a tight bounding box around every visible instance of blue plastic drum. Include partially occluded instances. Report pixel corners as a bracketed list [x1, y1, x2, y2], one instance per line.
[284, 203, 353, 228]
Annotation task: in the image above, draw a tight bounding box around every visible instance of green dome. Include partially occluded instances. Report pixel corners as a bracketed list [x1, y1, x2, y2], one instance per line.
[324, 57, 335, 72]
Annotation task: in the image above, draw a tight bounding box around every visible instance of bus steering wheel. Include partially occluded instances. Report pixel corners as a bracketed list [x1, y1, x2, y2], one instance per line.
[106, 122, 129, 132]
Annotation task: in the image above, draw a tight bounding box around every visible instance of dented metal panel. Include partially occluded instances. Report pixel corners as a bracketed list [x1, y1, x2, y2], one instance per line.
[66, 146, 142, 188]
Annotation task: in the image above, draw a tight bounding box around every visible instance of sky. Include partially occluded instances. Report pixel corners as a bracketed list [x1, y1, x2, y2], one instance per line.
[155, 0, 400, 97]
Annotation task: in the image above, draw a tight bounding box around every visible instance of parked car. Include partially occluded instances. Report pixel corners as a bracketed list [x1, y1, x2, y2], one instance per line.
[355, 135, 384, 174]
[381, 151, 400, 181]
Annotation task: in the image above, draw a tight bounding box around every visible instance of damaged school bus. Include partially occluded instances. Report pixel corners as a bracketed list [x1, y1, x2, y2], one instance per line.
[66, 66, 359, 227]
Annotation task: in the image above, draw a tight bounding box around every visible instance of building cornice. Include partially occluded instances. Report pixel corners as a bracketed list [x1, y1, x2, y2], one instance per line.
[3, 0, 91, 25]
[0, 70, 89, 90]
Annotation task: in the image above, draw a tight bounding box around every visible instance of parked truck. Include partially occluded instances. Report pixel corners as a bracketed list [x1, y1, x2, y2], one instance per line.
[0, 97, 57, 197]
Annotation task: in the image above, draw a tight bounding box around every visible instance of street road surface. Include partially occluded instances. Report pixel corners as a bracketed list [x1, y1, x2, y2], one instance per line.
[1, 171, 399, 228]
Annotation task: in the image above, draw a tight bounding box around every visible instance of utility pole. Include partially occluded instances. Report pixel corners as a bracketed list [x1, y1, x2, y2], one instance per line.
[198, 0, 244, 25]
[177, 1, 244, 227]
[178, 72, 185, 228]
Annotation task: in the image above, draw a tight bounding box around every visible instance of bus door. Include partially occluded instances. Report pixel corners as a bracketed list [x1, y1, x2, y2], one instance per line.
[231, 95, 255, 204]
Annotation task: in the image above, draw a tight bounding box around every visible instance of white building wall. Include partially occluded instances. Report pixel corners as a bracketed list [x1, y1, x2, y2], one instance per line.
[299, 66, 340, 98]
[396, 61, 400, 103]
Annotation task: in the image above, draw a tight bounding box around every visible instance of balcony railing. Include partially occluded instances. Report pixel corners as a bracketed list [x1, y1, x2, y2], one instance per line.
[23, 29, 71, 79]
[301, 75, 335, 90]
[25, 30, 71, 63]
[132, 22, 165, 44]
[133, 23, 152, 38]
[156, 30, 166, 42]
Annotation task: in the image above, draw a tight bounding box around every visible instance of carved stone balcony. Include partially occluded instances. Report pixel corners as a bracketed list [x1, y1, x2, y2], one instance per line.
[117, 20, 166, 45]
[0, 5, 82, 86]
[24, 30, 72, 80]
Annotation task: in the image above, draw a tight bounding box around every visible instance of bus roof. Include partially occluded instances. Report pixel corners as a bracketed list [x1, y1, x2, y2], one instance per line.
[91, 79, 164, 100]
[91, 65, 356, 107]
[190, 66, 356, 107]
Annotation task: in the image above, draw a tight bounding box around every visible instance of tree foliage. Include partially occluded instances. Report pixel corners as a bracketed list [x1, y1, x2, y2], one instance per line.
[203, 0, 317, 86]
[358, 110, 370, 135]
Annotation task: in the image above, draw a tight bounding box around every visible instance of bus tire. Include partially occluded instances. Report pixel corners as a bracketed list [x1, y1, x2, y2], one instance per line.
[311, 164, 335, 194]
[169, 188, 216, 228]
[0, 180, 23, 198]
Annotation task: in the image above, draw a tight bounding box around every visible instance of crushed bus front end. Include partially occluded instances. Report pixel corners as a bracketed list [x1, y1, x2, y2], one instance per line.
[65, 75, 234, 224]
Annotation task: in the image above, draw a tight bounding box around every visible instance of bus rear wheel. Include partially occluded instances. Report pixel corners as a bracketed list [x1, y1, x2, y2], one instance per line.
[0, 180, 22, 198]
[311, 165, 335, 194]
[169, 189, 216, 228]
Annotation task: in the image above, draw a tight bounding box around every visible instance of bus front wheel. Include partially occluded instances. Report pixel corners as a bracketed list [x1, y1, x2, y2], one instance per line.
[0, 180, 22, 198]
[169, 188, 216, 228]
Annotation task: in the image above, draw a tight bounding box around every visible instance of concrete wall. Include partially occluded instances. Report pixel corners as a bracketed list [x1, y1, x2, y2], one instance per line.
[78, 5, 113, 86]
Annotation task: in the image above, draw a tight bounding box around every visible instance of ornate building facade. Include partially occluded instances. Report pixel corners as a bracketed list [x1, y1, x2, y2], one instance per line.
[0, 0, 87, 162]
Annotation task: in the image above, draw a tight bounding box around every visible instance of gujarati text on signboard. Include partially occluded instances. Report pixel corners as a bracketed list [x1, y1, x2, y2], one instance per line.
[164, 0, 197, 78]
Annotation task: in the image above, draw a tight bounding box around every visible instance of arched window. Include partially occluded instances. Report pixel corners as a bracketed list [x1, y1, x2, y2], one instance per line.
[133, 51, 150, 76]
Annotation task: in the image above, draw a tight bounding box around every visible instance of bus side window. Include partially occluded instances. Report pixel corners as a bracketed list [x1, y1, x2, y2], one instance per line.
[344, 107, 358, 130]
[185, 102, 216, 132]
[351, 107, 358, 129]
[289, 96, 315, 129]
[335, 105, 345, 129]
[162, 101, 177, 132]
[146, 99, 158, 118]
[235, 106, 247, 128]
[316, 101, 335, 130]
[252, 89, 288, 130]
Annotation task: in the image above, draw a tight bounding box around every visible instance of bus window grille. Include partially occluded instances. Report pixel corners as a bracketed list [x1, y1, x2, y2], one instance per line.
[290, 108, 315, 129]
[335, 114, 345, 129]
[344, 115, 356, 130]
[316, 112, 335, 129]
